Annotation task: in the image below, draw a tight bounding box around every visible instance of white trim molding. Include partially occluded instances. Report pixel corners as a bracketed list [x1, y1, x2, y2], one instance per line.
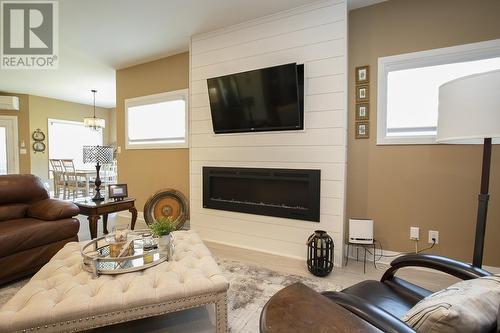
[344, 243, 500, 274]
[125, 89, 189, 150]
[377, 38, 500, 145]
[0, 115, 19, 174]
[117, 210, 145, 222]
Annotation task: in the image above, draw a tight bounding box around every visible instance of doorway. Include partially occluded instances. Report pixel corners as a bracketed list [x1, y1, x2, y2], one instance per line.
[0, 116, 19, 175]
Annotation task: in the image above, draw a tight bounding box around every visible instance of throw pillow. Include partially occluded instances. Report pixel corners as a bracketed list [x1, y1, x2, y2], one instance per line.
[402, 274, 500, 333]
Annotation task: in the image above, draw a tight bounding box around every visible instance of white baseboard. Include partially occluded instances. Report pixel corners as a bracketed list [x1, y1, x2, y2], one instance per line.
[117, 210, 145, 222]
[343, 243, 500, 273]
[483, 265, 500, 274]
[203, 238, 306, 261]
[344, 243, 397, 266]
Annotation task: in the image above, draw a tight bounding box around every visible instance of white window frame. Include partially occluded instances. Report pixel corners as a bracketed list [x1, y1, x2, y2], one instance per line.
[0, 115, 19, 174]
[377, 38, 500, 145]
[125, 89, 189, 150]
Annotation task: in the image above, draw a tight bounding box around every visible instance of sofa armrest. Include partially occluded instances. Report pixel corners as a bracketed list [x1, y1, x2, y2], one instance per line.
[322, 291, 416, 333]
[381, 254, 491, 283]
[260, 283, 385, 333]
[27, 199, 79, 221]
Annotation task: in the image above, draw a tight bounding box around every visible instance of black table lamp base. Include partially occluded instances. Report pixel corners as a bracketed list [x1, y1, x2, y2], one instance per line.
[92, 162, 105, 202]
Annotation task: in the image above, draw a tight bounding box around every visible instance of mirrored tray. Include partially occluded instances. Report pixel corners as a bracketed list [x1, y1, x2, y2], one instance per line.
[81, 229, 172, 277]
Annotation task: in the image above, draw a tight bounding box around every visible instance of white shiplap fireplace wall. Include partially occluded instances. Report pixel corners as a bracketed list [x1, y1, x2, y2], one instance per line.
[189, 0, 348, 266]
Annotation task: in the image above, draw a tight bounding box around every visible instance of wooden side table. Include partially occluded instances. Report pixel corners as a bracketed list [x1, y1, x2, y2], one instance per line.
[75, 198, 137, 239]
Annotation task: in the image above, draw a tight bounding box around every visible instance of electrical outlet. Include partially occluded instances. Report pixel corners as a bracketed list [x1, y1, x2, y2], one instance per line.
[410, 227, 420, 240]
[429, 230, 439, 244]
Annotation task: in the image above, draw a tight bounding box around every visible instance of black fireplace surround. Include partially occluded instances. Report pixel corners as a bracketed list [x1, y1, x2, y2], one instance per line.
[203, 167, 320, 222]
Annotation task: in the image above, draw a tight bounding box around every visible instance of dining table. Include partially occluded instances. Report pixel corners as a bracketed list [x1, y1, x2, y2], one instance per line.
[74, 169, 96, 195]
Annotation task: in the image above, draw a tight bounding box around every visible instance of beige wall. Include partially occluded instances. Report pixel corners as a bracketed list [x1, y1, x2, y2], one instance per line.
[28, 95, 113, 185]
[348, 0, 500, 266]
[0, 92, 30, 174]
[108, 108, 117, 144]
[116, 52, 190, 210]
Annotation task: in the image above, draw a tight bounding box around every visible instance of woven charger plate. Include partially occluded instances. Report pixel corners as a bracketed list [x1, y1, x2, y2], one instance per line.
[143, 189, 189, 230]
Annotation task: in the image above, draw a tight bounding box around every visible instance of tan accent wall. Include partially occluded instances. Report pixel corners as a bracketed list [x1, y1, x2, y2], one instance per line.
[348, 0, 500, 266]
[108, 108, 117, 144]
[28, 95, 113, 185]
[116, 52, 189, 210]
[0, 92, 30, 174]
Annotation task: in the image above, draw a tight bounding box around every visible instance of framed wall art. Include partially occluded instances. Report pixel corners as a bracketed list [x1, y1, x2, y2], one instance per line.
[355, 121, 369, 139]
[356, 84, 369, 103]
[355, 65, 369, 84]
[355, 103, 369, 121]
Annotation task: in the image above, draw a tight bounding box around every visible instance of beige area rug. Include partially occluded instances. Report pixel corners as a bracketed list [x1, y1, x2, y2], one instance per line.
[0, 258, 342, 332]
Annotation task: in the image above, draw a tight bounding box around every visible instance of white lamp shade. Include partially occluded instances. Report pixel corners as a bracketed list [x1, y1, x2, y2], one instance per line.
[84, 117, 105, 129]
[437, 69, 500, 143]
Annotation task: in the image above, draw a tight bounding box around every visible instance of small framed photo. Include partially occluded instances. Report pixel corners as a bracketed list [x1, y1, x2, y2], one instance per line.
[355, 121, 369, 139]
[356, 84, 369, 103]
[355, 103, 369, 121]
[108, 184, 128, 200]
[355, 65, 369, 84]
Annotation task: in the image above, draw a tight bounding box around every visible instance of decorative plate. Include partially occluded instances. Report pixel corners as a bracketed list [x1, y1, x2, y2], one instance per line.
[32, 129, 45, 141]
[143, 189, 189, 230]
[32, 141, 46, 153]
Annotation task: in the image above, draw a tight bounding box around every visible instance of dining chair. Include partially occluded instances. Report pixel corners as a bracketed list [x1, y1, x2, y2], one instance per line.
[101, 160, 117, 186]
[61, 159, 88, 199]
[49, 159, 66, 199]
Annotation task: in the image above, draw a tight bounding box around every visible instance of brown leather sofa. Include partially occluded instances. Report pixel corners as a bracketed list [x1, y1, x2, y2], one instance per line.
[0, 174, 80, 285]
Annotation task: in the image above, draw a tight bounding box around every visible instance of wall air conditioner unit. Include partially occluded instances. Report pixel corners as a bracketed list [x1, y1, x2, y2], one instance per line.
[0, 96, 20, 111]
[349, 218, 374, 244]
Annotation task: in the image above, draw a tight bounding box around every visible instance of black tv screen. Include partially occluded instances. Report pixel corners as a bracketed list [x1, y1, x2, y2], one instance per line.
[207, 63, 304, 134]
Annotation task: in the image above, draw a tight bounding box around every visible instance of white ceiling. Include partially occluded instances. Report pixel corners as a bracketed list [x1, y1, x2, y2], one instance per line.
[0, 0, 385, 108]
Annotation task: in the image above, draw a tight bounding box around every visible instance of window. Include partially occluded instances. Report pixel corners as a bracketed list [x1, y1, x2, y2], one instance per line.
[0, 127, 7, 175]
[378, 39, 500, 144]
[125, 89, 188, 149]
[48, 119, 103, 170]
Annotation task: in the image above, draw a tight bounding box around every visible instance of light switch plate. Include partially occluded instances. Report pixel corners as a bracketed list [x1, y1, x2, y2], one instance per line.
[410, 227, 420, 240]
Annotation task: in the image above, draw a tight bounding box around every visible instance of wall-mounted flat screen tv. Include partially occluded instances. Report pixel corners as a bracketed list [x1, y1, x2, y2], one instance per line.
[207, 63, 304, 134]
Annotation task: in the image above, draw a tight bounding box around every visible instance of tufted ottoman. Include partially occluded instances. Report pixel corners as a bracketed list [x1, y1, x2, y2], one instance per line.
[0, 230, 229, 333]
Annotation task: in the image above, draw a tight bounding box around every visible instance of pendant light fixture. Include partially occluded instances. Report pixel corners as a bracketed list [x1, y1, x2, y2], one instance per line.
[84, 89, 105, 130]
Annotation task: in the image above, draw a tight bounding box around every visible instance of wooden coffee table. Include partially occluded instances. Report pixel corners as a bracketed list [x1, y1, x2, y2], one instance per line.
[75, 198, 137, 239]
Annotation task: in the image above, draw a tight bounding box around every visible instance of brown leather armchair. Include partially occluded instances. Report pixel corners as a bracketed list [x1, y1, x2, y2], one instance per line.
[0, 174, 80, 284]
[260, 254, 497, 333]
[321, 254, 494, 333]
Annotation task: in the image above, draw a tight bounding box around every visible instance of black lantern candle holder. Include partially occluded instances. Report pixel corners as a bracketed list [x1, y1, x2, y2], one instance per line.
[307, 230, 334, 277]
